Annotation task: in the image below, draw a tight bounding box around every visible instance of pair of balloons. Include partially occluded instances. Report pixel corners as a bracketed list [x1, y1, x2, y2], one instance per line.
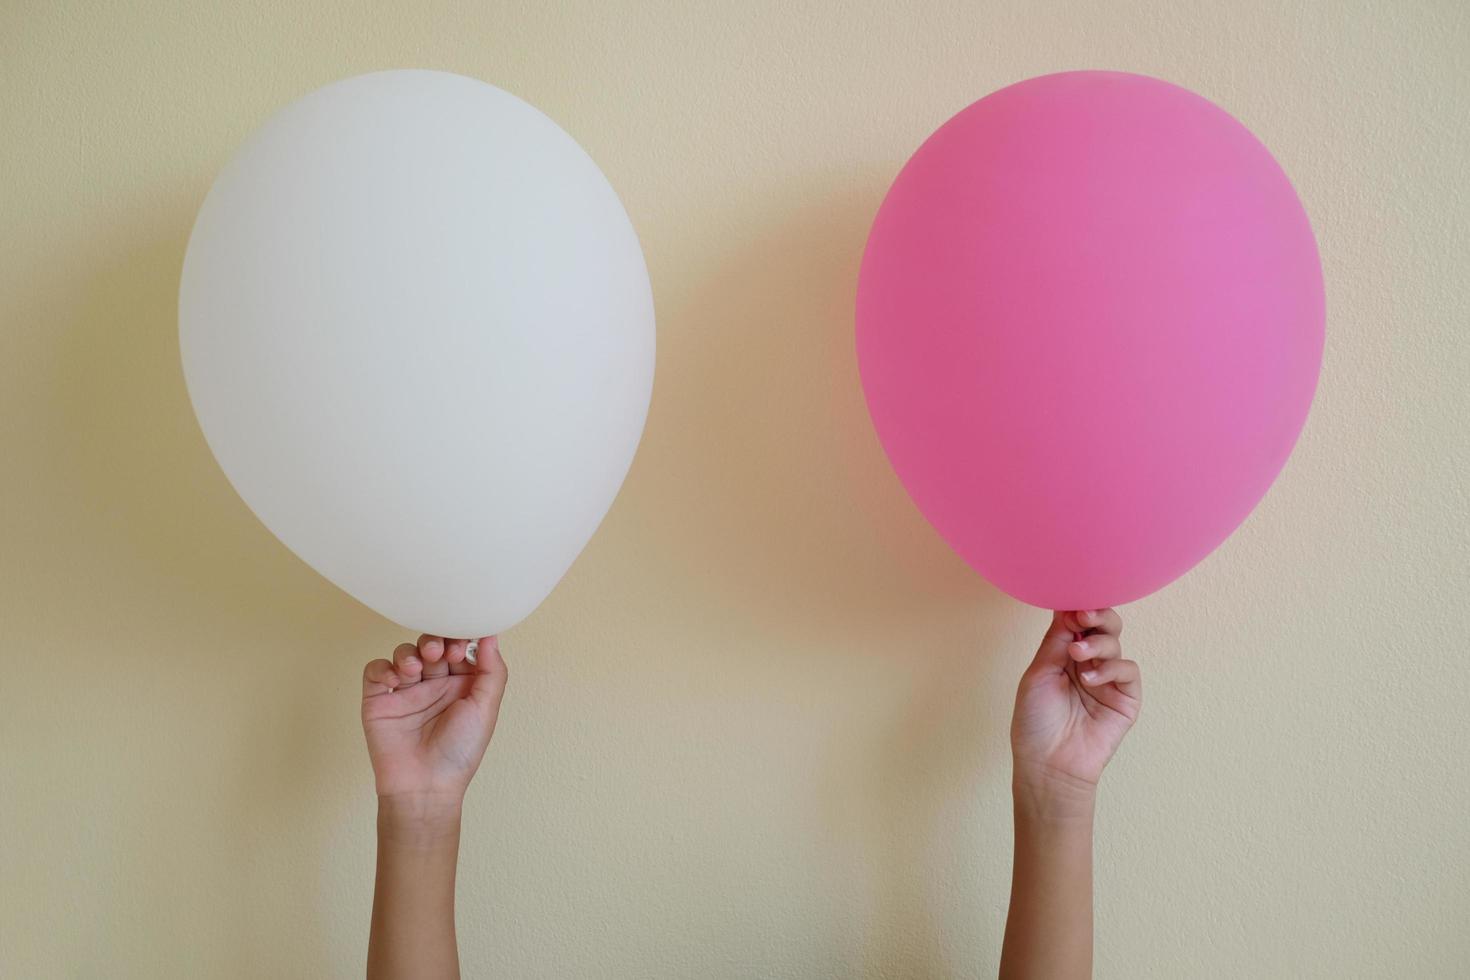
[181, 69, 1322, 636]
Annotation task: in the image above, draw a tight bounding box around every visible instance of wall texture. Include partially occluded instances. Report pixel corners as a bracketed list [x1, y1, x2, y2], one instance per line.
[2, 2, 1466, 977]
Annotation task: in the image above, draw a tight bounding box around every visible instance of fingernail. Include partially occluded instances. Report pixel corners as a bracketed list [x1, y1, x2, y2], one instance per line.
[1081, 669, 1098, 682]
[406, 656, 421, 669]
[1073, 639, 1089, 654]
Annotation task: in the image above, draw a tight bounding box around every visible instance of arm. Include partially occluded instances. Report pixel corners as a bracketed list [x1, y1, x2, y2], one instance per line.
[361, 635, 510, 980]
[370, 795, 463, 979]
[1000, 609, 1140, 980]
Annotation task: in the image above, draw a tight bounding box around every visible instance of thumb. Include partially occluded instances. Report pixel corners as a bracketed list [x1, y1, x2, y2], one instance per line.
[1027, 611, 1079, 675]
[469, 635, 509, 717]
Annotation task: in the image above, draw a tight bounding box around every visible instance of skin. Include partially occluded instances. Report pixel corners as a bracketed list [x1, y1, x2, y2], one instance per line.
[362, 633, 508, 980]
[359, 611, 1135, 979]
[1000, 608, 1141, 980]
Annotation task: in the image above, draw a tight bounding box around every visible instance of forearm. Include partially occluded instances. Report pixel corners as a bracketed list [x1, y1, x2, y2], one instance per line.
[999, 777, 1096, 980]
[368, 795, 464, 980]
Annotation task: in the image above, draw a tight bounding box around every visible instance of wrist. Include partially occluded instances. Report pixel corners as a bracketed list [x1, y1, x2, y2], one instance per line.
[1012, 764, 1098, 825]
[377, 791, 464, 847]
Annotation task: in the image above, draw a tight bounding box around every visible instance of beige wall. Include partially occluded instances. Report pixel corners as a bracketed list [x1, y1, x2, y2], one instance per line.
[3, 2, 1467, 977]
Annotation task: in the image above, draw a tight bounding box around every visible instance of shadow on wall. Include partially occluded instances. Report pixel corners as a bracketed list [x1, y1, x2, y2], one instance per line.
[42, 216, 364, 977]
[858, 601, 1017, 976]
[629, 176, 1022, 972]
[48, 221, 364, 632]
[628, 177, 993, 642]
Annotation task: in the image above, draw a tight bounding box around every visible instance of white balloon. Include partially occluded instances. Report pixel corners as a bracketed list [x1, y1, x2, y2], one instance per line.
[180, 70, 655, 637]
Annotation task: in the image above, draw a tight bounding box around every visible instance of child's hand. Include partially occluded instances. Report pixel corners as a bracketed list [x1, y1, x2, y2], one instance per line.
[361, 635, 509, 809]
[363, 637, 507, 977]
[1010, 609, 1140, 812]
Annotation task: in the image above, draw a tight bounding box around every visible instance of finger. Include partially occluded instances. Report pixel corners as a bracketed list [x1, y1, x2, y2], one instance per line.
[1068, 607, 1122, 638]
[391, 642, 424, 685]
[418, 634, 449, 678]
[362, 659, 399, 696]
[445, 638, 469, 666]
[469, 636, 509, 714]
[1068, 632, 1121, 664]
[449, 638, 476, 676]
[1079, 657, 1141, 701]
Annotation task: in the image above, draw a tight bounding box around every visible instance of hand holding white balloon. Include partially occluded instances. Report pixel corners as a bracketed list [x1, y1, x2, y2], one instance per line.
[180, 71, 655, 637]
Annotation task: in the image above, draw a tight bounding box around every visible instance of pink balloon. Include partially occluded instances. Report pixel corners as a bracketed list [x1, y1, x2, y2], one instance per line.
[856, 71, 1324, 609]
